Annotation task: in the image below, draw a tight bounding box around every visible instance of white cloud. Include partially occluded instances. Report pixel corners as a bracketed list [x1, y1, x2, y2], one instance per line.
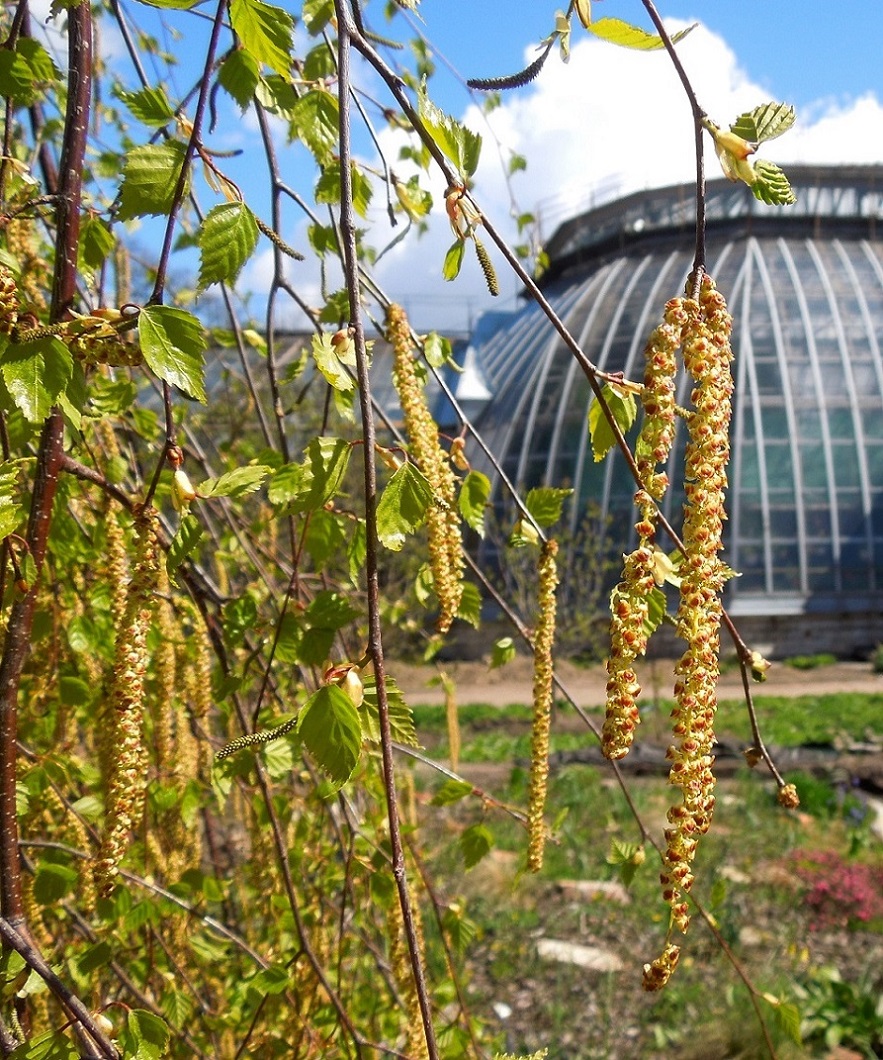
[371, 19, 883, 334]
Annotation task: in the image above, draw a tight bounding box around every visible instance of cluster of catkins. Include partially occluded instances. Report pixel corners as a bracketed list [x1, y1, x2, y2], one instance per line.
[386, 303, 464, 633]
[601, 275, 735, 991]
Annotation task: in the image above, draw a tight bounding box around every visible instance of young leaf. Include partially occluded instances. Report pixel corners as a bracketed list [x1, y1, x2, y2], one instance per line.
[116, 85, 175, 127]
[376, 461, 434, 550]
[460, 822, 494, 869]
[315, 161, 373, 217]
[117, 141, 189, 220]
[456, 580, 481, 628]
[197, 202, 260, 291]
[417, 82, 482, 178]
[78, 215, 115, 276]
[588, 383, 637, 462]
[459, 470, 490, 536]
[269, 437, 351, 513]
[229, 0, 295, 79]
[431, 779, 474, 806]
[0, 464, 24, 538]
[751, 159, 797, 206]
[198, 464, 271, 500]
[166, 514, 203, 577]
[586, 17, 695, 50]
[118, 1010, 170, 1060]
[311, 332, 355, 392]
[0, 336, 72, 424]
[490, 636, 517, 669]
[423, 332, 453, 368]
[643, 585, 667, 637]
[361, 675, 419, 747]
[139, 305, 207, 402]
[443, 240, 465, 281]
[290, 90, 340, 166]
[730, 102, 796, 145]
[218, 48, 261, 109]
[525, 486, 573, 529]
[297, 684, 362, 789]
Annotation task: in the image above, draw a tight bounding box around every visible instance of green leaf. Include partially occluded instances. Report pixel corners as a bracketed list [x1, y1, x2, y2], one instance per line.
[198, 464, 271, 500]
[270, 437, 351, 513]
[770, 1000, 802, 1045]
[0, 336, 72, 423]
[376, 461, 434, 550]
[248, 964, 291, 996]
[643, 585, 667, 637]
[587, 17, 695, 50]
[459, 470, 490, 536]
[730, 102, 796, 145]
[311, 331, 355, 392]
[490, 636, 517, 669]
[315, 162, 373, 217]
[166, 513, 203, 577]
[139, 305, 207, 401]
[78, 215, 115, 276]
[117, 141, 189, 221]
[297, 684, 362, 789]
[361, 675, 418, 747]
[302, 0, 334, 34]
[443, 240, 465, 282]
[460, 822, 494, 869]
[161, 988, 194, 1031]
[0, 462, 22, 540]
[8, 1029, 78, 1058]
[33, 862, 78, 904]
[118, 1009, 170, 1060]
[431, 778, 473, 806]
[133, 0, 198, 8]
[197, 202, 260, 291]
[751, 159, 797, 206]
[456, 580, 481, 628]
[116, 85, 175, 127]
[417, 82, 482, 178]
[423, 332, 453, 368]
[588, 383, 637, 462]
[290, 90, 340, 166]
[218, 48, 261, 109]
[230, 0, 294, 78]
[525, 486, 573, 529]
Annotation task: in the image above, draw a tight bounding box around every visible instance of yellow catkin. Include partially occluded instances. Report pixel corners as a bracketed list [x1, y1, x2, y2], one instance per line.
[0, 263, 20, 334]
[602, 301, 683, 761]
[5, 216, 47, 310]
[387, 887, 430, 1060]
[386, 303, 464, 633]
[526, 539, 558, 873]
[441, 671, 460, 773]
[657, 275, 734, 946]
[94, 507, 160, 897]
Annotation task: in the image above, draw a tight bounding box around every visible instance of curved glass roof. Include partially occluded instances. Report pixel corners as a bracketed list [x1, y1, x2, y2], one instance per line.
[465, 166, 883, 616]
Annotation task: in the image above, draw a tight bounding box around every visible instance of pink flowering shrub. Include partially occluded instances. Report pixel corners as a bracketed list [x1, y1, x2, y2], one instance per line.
[788, 849, 883, 932]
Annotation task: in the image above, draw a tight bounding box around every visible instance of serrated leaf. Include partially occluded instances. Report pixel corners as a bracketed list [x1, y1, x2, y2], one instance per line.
[311, 332, 355, 392]
[166, 513, 203, 577]
[525, 486, 572, 529]
[456, 580, 481, 628]
[0, 462, 22, 539]
[376, 461, 434, 550]
[248, 964, 291, 996]
[198, 464, 271, 499]
[490, 636, 516, 669]
[459, 470, 490, 536]
[361, 675, 418, 747]
[751, 159, 797, 206]
[297, 684, 362, 789]
[588, 384, 637, 462]
[417, 81, 481, 178]
[117, 85, 175, 127]
[644, 585, 667, 637]
[78, 215, 115, 275]
[197, 202, 260, 290]
[218, 48, 260, 109]
[423, 331, 452, 368]
[431, 779, 474, 806]
[134, 0, 197, 8]
[443, 240, 465, 281]
[0, 336, 72, 423]
[161, 988, 194, 1031]
[33, 862, 77, 904]
[290, 90, 339, 166]
[270, 437, 351, 513]
[730, 102, 796, 145]
[302, 0, 334, 34]
[587, 17, 695, 50]
[770, 1000, 802, 1045]
[315, 162, 373, 217]
[8, 1029, 78, 1058]
[460, 823, 494, 869]
[230, 0, 294, 78]
[139, 305, 207, 401]
[119, 1009, 170, 1060]
[117, 141, 189, 221]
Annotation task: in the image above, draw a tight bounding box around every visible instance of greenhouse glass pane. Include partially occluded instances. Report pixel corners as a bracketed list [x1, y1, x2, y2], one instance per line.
[804, 503, 833, 537]
[761, 405, 790, 439]
[863, 411, 883, 441]
[738, 501, 764, 538]
[800, 447, 828, 489]
[764, 443, 794, 486]
[826, 408, 855, 441]
[737, 448, 760, 491]
[837, 492, 864, 534]
[768, 506, 797, 538]
[754, 360, 783, 394]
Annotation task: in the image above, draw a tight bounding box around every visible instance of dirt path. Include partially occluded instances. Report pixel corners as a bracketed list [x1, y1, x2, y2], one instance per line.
[393, 656, 883, 708]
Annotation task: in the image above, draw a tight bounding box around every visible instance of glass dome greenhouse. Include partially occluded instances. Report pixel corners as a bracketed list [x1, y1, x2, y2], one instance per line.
[460, 165, 883, 653]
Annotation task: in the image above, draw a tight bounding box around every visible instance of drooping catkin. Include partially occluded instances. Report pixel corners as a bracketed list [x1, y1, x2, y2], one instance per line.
[94, 506, 160, 897]
[0, 263, 20, 335]
[386, 303, 464, 633]
[526, 539, 558, 873]
[602, 301, 682, 761]
[441, 671, 460, 773]
[387, 883, 430, 1060]
[656, 275, 734, 950]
